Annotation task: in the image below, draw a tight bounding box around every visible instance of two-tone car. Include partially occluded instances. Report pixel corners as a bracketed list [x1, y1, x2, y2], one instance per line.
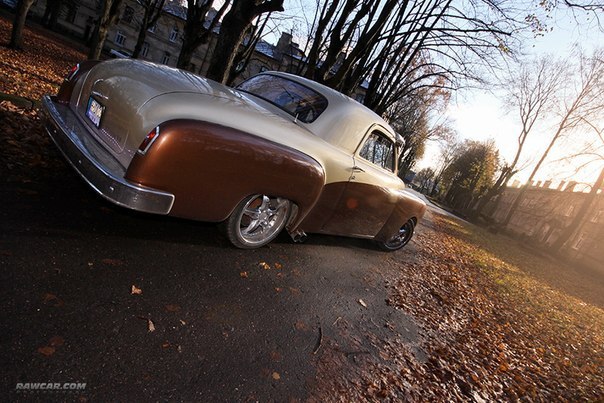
[42, 59, 426, 250]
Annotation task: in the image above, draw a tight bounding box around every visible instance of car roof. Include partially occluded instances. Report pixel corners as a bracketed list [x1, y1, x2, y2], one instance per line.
[260, 71, 399, 153]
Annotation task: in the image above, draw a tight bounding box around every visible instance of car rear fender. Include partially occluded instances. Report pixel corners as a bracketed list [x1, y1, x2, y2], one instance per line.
[124, 120, 326, 227]
[374, 191, 427, 242]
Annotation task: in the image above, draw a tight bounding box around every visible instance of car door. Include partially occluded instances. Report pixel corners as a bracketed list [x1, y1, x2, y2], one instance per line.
[321, 127, 404, 238]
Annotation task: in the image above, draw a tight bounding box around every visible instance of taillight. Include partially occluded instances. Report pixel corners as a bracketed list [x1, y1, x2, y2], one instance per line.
[56, 60, 100, 105]
[66, 64, 80, 81]
[138, 126, 160, 155]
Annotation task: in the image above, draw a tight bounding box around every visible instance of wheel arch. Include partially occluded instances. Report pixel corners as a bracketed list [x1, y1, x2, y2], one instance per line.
[125, 119, 326, 225]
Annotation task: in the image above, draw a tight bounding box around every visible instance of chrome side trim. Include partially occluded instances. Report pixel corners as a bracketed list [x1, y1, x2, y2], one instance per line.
[41, 95, 175, 215]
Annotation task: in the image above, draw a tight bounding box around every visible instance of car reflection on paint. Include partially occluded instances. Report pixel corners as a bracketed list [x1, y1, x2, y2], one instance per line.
[41, 59, 426, 250]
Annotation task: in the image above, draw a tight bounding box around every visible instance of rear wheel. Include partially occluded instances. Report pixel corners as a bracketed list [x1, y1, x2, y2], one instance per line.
[376, 219, 415, 251]
[225, 194, 291, 249]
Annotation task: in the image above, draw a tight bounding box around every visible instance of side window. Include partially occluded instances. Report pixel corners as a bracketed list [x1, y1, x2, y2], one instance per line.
[359, 131, 395, 172]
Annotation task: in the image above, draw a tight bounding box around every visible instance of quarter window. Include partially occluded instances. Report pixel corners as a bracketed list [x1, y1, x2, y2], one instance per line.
[359, 131, 395, 172]
[141, 42, 150, 57]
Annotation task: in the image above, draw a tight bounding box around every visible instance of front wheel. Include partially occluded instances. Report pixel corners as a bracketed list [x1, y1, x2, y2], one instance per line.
[376, 219, 415, 251]
[225, 194, 291, 249]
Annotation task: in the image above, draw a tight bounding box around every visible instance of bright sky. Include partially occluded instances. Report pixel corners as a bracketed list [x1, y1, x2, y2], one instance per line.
[419, 7, 604, 188]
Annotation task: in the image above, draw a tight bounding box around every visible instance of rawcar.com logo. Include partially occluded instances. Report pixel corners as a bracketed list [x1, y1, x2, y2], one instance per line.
[15, 383, 86, 392]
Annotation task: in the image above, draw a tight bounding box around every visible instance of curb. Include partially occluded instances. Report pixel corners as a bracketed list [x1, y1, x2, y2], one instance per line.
[0, 92, 40, 109]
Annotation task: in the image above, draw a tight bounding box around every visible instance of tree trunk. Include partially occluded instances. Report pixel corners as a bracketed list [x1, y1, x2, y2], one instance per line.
[9, 0, 35, 50]
[176, 35, 197, 69]
[206, 0, 284, 84]
[501, 115, 569, 227]
[551, 167, 604, 251]
[88, 0, 123, 60]
[473, 167, 513, 218]
[132, 0, 165, 59]
[206, 10, 249, 83]
[132, 13, 150, 59]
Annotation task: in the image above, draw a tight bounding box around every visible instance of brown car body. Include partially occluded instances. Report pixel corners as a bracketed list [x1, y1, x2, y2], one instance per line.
[42, 59, 426, 249]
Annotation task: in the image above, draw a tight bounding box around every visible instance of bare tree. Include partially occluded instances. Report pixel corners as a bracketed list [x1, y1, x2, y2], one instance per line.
[206, 0, 285, 83]
[295, 0, 523, 115]
[473, 56, 566, 217]
[177, 0, 229, 70]
[88, 0, 123, 60]
[226, 11, 273, 84]
[431, 134, 460, 196]
[131, 0, 166, 59]
[389, 86, 453, 179]
[502, 48, 604, 227]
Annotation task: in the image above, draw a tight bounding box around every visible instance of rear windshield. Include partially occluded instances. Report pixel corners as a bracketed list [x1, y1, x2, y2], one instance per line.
[237, 74, 328, 123]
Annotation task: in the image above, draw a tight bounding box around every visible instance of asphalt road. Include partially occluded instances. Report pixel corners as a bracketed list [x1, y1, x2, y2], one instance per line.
[1, 166, 426, 400]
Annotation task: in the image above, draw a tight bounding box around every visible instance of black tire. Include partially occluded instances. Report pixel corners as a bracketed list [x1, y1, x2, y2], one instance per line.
[225, 194, 291, 249]
[376, 219, 415, 251]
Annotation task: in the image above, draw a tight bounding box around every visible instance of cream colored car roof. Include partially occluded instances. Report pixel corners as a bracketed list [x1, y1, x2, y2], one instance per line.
[262, 72, 398, 154]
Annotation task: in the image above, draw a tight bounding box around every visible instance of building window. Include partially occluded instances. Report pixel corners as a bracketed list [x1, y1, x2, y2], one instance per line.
[572, 232, 587, 250]
[148, 24, 156, 33]
[123, 6, 134, 23]
[564, 204, 575, 217]
[66, 6, 78, 23]
[141, 42, 150, 58]
[115, 30, 126, 46]
[169, 26, 179, 42]
[259, 65, 269, 73]
[591, 209, 602, 223]
[161, 52, 171, 65]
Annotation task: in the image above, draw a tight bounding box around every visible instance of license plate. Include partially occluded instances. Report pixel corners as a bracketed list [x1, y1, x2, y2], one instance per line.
[86, 97, 104, 128]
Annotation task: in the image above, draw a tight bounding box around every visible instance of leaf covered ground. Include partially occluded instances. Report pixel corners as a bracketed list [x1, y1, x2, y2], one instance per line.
[308, 213, 603, 401]
[1, 15, 602, 401]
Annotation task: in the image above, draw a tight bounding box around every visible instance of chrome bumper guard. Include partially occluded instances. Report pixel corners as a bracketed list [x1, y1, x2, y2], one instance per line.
[41, 95, 174, 215]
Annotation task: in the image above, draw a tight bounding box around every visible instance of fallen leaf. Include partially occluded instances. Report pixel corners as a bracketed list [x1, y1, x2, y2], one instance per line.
[274, 262, 283, 270]
[131, 285, 142, 295]
[272, 372, 281, 380]
[358, 299, 368, 307]
[179, 320, 186, 326]
[165, 304, 181, 312]
[270, 351, 282, 361]
[37, 346, 55, 356]
[275, 287, 283, 293]
[240, 271, 249, 278]
[162, 341, 171, 348]
[259, 262, 270, 270]
[42, 293, 64, 307]
[147, 319, 156, 333]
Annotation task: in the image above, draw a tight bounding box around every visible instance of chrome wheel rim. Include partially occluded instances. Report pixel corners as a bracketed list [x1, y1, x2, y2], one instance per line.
[385, 220, 413, 249]
[236, 195, 290, 247]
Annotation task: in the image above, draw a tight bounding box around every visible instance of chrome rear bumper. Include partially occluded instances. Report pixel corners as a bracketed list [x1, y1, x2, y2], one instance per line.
[41, 95, 174, 214]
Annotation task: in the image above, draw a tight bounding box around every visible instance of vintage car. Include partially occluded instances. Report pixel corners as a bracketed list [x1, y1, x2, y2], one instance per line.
[42, 59, 426, 250]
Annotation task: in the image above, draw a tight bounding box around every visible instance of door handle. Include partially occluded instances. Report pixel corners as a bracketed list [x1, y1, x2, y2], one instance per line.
[352, 166, 365, 172]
